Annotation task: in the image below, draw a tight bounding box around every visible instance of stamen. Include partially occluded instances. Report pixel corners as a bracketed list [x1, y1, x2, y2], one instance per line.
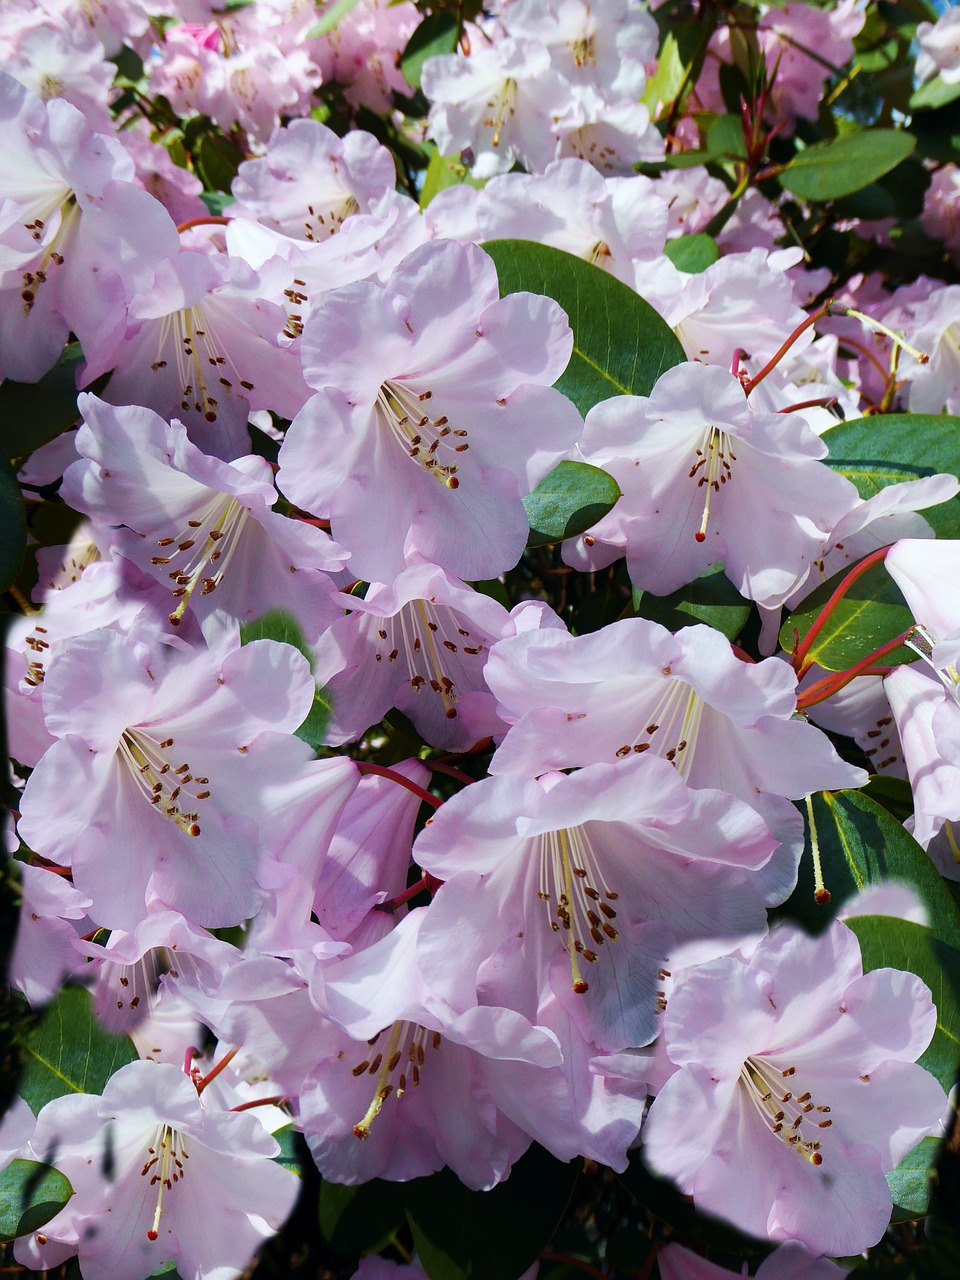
[740, 1057, 829, 1165]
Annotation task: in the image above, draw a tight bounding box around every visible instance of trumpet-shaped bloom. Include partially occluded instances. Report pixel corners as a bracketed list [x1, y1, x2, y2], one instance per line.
[642, 921, 946, 1256]
[277, 240, 583, 582]
[16, 1059, 299, 1280]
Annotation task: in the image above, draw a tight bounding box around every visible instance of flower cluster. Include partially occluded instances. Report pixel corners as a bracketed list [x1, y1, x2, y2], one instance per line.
[3, 3, 960, 1280]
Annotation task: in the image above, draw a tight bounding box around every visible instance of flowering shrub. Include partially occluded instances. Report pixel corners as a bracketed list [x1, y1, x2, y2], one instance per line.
[2, 3, 960, 1280]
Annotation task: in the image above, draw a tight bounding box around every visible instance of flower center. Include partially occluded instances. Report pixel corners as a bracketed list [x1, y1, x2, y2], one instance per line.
[117, 729, 211, 837]
[303, 194, 359, 242]
[151, 306, 256, 427]
[535, 825, 620, 995]
[376, 380, 468, 489]
[19, 193, 77, 315]
[739, 1056, 832, 1165]
[613, 678, 704, 780]
[373, 598, 486, 722]
[483, 78, 517, 149]
[142, 1123, 189, 1240]
[350, 1020, 442, 1140]
[689, 425, 736, 543]
[149, 494, 249, 625]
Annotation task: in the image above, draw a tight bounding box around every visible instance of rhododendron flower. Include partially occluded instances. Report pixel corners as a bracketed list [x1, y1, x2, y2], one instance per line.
[658, 1241, 849, 1280]
[642, 921, 946, 1256]
[62, 396, 347, 639]
[564, 362, 857, 608]
[16, 1059, 299, 1280]
[415, 755, 778, 1053]
[916, 6, 960, 86]
[17, 628, 315, 929]
[277, 239, 583, 582]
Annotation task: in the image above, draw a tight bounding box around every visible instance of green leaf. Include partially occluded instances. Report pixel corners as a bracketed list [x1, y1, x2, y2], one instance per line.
[306, 0, 364, 39]
[776, 790, 960, 951]
[400, 13, 458, 91]
[272, 1125, 304, 1177]
[403, 1144, 578, 1280]
[778, 557, 915, 673]
[887, 1137, 941, 1222]
[193, 130, 244, 193]
[320, 1178, 407, 1257]
[0, 455, 26, 594]
[705, 113, 746, 161]
[199, 190, 235, 216]
[632, 566, 750, 641]
[522, 461, 620, 548]
[845, 916, 960, 1093]
[662, 233, 719, 274]
[0, 344, 83, 459]
[779, 129, 917, 201]
[481, 240, 685, 416]
[910, 76, 960, 113]
[239, 609, 332, 749]
[823, 413, 960, 539]
[18, 986, 138, 1115]
[0, 1160, 73, 1243]
[419, 147, 485, 209]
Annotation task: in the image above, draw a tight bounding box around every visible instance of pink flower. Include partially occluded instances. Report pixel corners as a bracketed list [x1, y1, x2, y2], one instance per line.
[277, 239, 583, 582]
[642, 921, 946, 1256]
[16, 1059, 299, 1280]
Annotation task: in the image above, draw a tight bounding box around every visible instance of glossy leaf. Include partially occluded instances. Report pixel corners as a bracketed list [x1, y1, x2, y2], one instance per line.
[0, 1160, 73, 1243]
[401, 13, 458, 90]
[846, 915, 960, 1091]
[320, 1179, 407, 1257]
[777, 790, 960, 950]
[482, 240, 685, 415]
[0, 344, 82, 459]
[887, 1137, 941, 1222]
[239, 609, 332, 749]
[193, 130, 244, 193]
[633, 566, 750, 641]
[910, 76, 960, 113]
[779, 129, 916, 201]
[663, 233, 719, 274]
[779, 558, 915, 673]
[523, 461, 621, 548]
[18, 986, 138, 1115]
[823, 413, 960, 539]
[403, 1144, 578, 1280]
[0, 455, 26, 593]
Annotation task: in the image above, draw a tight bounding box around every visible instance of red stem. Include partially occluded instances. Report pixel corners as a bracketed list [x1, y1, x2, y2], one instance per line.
[426, 760, 475, 785]
[777, 396, 838, 415]
[375, 872, 444, 913]
[743, 299, 837, 395]
[356, 761, 441, 808]
[176, 215, 232, 233]
[793, 546, 892, 674]
[797, 630, 914, 709]
[196, 1046, 238, 1093]
[232, 1096, 286, 1113]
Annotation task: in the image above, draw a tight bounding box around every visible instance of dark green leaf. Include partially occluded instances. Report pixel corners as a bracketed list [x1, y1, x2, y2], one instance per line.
[523, 461, 620, 548]
[272, 1125, 304, 1177]
[823, 413, 960, 539]
[239, 609, 332, 749]
[482, 240, 685, 415]
[845, 916, 960, 1094]
[779, 129, 916, 201]
[776, 790, 960, 951]
[193, 131, 244, 193]
[0, 456, 26, 594]
[0, 344, 83, 459]
[320, 1179, 407, 1257]
[403, 1144, 578, 1280]
[400, 13, 458, 91]
[778, 557, 915, 673]
[705, 114, 746, 160]
[18, 986, 138, 1115]
[861, 774, 915, 825]
[633, 566, 750, 641]
[0, 1160, 73, 1243]
[663, 233, 720, 274]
